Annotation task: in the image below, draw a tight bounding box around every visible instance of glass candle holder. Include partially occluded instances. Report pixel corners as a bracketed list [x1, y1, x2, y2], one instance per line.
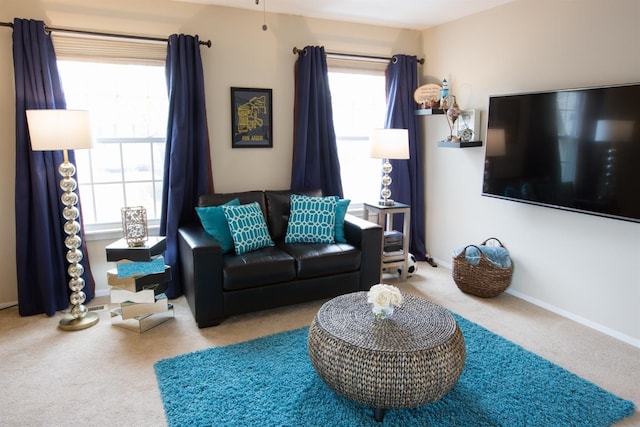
[121, 206, 148, 247]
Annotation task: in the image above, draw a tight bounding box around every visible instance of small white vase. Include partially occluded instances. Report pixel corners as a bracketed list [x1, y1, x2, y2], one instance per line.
[373, 306, 394, 319]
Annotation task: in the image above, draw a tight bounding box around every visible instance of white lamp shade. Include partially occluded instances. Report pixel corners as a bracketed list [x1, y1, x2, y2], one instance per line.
[369, 128, 410, 160]
[26, 109, 95, 151]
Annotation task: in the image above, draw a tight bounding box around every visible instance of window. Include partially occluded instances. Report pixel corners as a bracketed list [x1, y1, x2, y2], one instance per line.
[57, 61, 168, 232]
[328, 70, 387, 207]
[556, 91, 582, 183]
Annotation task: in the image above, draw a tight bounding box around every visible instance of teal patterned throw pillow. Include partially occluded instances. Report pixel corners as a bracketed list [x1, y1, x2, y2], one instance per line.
[222, 202, 275, 255]
[285, 194, 338, 244]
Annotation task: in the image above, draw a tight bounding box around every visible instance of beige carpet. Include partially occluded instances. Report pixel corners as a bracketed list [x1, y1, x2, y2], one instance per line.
[0, 263, 637, 426]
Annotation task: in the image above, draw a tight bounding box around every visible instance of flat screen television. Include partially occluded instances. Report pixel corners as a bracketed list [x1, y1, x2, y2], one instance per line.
[482, 83, 640, 223]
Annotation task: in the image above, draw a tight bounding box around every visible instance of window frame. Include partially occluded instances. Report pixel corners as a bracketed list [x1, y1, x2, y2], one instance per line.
[328, 66, 388, 214]
[53, 35, 168, 240]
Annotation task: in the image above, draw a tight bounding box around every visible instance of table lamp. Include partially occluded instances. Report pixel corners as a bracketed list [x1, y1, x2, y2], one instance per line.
[370, 128, 410, 206]
[26, 109, 99, 331]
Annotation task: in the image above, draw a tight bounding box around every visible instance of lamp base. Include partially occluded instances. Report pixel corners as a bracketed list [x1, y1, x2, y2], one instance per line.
[378, 199, 395, 206]
[58, 311, 99, 331]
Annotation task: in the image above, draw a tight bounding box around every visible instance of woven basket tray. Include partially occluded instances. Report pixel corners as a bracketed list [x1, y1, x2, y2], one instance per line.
[452, 238, 513, 298]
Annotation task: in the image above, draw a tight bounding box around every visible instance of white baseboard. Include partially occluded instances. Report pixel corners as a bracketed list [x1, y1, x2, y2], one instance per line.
[430, 257, 640, 349]
[1, 290, 110, 310]
[95, 289, 110, 298]
[433, 258, 452, 269]
[0, 301, 18, 310]
[506, 289, 640, 349]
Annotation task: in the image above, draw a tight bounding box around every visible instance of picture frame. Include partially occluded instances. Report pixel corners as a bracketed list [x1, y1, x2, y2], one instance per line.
[231, 87, 273, 148]
[455, 109, 481, 142]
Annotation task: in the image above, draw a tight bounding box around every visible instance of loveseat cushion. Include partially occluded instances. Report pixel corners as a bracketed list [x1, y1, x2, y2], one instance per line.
[265, 189, 322, 242]
[222, 246, 296, 291]
[199, 191, 267, 214]
[279, 242, 360, 279]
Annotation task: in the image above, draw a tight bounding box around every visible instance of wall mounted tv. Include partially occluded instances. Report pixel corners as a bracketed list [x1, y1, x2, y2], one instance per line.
[482, 83, 640, 223]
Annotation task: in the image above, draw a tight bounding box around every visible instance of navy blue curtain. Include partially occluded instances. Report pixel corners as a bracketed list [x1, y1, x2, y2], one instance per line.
[292, 46, 343, 197]
[384, 55, 427, 260]
[160, 34, 212, 298]
[13, 18, 94, 316]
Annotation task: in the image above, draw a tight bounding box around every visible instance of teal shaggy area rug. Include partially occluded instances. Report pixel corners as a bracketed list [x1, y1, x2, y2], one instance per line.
[154, 314, 635, 426]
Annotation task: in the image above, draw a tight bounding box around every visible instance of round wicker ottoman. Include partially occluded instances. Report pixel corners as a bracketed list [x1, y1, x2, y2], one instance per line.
[307, 292, 466, 422]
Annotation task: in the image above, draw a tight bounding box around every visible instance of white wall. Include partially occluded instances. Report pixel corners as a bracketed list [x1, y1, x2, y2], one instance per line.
[186, 7, 421, 193]
[421, 0, 640, 345]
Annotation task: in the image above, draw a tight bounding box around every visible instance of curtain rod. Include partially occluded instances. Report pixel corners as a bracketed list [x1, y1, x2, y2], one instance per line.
[292, 47, 424, 65]
[0, 21, 211, 48]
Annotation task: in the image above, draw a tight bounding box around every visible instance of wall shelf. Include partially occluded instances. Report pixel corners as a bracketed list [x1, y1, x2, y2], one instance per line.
[415, 108, 445, 115]
[437, 140, 483, 148]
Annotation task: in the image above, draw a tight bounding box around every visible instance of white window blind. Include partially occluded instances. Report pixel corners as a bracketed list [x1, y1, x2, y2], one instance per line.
[52, 33, 166, 65]
[326, 55, 390, 73]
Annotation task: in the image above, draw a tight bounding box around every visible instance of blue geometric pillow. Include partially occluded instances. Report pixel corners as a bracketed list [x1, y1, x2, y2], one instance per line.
[195, 198, 240, 254]
[335, 199, 350, 243]
[285, 194, 338, 244]
[222, 202, 275, 255]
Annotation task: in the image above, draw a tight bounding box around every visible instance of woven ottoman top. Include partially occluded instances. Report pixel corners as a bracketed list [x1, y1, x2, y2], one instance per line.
[314, 291, 457, 352]
[308, 291, 466, 410]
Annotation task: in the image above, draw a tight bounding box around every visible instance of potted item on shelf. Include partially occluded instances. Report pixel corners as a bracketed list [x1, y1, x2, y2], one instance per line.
[444, 95, 461, 142]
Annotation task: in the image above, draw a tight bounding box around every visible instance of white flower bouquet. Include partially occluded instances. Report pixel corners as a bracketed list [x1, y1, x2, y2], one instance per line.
[367, 284, 403, 319]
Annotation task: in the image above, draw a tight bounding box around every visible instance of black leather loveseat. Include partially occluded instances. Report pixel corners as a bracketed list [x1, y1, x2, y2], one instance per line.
[178, 189, 383, 328]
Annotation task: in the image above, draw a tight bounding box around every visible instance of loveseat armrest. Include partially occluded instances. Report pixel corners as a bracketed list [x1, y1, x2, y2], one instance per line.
[343, 214, 383, 291]
[178, 223, 224, 328]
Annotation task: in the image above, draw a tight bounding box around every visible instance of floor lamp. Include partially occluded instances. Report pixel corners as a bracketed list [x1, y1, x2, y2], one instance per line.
[26, 109, 99, 331]
[369, 128, 410, 206]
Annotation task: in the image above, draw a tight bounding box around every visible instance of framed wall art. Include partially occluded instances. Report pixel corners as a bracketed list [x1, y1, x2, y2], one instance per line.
[231, 87, 273, 148]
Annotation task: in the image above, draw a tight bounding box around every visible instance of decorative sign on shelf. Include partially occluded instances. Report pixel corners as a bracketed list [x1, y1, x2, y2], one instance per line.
[414, 84, 442, 109]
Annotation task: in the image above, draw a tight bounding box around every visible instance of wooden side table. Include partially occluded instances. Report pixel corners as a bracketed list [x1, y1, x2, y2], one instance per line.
[363, 202, 411, 281]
